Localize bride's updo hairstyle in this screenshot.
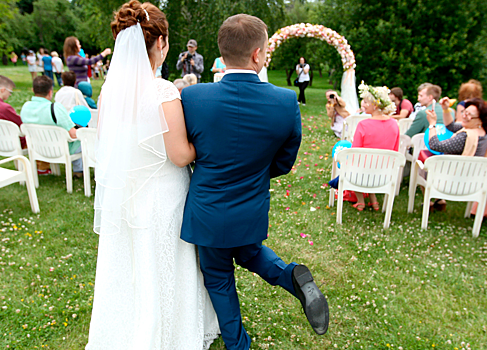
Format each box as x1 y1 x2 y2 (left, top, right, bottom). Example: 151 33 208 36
111 0 168 68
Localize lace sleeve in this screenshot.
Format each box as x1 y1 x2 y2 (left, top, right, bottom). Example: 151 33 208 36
154 78 181 105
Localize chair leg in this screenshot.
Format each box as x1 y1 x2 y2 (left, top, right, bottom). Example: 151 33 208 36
20 157 40 213
31 157 39 188
421 188 431 230
472 197 487 238
83 160 91 197
382 194 387 213
383 190 395 229
408 163 418 213
395 167 403 196
336 184 344 225
51 163 61 176
329 188 335 207
465 202 473 218
65 159 73 194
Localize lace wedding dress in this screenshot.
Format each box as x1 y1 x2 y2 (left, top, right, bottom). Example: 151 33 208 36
86 79 219 350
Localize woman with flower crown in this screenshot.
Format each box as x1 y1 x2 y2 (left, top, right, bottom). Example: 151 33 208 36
85 1 219 349
350 82 400 211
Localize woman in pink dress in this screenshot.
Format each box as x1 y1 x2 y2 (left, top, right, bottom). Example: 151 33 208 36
351 83 400 211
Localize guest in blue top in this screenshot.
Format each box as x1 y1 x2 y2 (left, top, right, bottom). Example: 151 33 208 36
210 56 226 73
41 53 53 84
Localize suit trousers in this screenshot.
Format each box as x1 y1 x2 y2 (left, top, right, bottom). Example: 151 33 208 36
198 243 297 350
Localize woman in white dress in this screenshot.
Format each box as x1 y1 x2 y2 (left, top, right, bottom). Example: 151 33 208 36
86 1 219 349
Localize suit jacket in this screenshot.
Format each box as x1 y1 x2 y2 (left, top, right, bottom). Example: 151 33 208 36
180 72 301 248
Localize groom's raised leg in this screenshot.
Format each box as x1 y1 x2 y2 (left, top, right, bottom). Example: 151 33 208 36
234 243 297 295
198 246 251 350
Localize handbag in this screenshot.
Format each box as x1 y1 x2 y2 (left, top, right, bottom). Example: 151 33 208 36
294 66 303 86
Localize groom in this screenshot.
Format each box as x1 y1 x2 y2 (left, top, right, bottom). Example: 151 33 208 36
181 14 328 350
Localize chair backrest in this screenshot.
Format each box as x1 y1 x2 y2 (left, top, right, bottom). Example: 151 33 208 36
76 128 96 167
399 134 412 156
336 148 406 189
20 124 71 161
398 118 413 134
0 120 23 157
410 133 426 161
341 114 371 142
424 155 487 196
88 109 98 129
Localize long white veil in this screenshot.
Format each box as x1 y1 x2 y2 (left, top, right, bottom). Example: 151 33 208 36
94 23 168 235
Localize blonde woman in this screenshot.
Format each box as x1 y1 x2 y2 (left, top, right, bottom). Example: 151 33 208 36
183 72 197 85
351 82 399 211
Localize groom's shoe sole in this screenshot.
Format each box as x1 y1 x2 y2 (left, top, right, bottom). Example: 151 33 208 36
292 264 329 335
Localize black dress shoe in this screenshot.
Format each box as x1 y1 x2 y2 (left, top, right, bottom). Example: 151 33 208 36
292 264 329 335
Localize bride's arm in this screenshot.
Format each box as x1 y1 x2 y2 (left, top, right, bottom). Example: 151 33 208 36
161 99 196 167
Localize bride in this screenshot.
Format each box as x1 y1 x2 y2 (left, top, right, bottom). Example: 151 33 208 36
85 1 219 349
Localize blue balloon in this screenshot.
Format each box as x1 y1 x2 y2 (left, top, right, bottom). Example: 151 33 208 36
69 105 91 127
424 124 454 155
332 140 352 168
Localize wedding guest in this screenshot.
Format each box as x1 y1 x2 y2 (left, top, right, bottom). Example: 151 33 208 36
41 51 54 84
26 50 37 81
389 87 414 119
183 73 197 86
21 76 83 176
54 72 89 112
326 90 350 137
295 57 310 106
64 36 111 86
211 56 226 73
351 83 399 211
51 51 64 87
425 97 487 212
173 78 189 93
0 75 26 148
405 83 443 137
456 79 483 121
36 49 45 75
10 52 18 66
21 52 26 65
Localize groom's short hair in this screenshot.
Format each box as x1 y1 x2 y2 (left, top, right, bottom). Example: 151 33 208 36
218 14 267 67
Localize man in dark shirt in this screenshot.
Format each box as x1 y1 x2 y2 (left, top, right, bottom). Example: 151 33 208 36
0 75 26 148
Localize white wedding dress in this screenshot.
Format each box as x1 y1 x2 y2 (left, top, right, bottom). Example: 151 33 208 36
86 78 220 350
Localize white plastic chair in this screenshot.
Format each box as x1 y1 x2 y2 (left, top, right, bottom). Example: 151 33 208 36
213 73 224 82
0 155 39 213
409 155 487 238
395 135 412 196
341 114 371 142
20 124 82 194
335 148 406 229
0 120 29 171
76 128 96 196
398 118 413 135
88 109 98 129
406 133 426 164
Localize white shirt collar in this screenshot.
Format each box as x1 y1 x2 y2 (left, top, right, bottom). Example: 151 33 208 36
225 69 257 75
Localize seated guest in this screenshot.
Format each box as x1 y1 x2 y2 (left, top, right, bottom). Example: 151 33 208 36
210 56 226 74
54 71 89 112
21 76 83 177
78 82 97 109
326 90 350 138
389 87 414 119
183 73 197 86
0 75 26 149
351 83 400 211
425 97 487 213
405 83 444 138
456 79 483 121
173 79 189 94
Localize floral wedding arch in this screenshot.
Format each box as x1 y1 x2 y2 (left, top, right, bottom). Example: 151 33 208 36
258 23 359 114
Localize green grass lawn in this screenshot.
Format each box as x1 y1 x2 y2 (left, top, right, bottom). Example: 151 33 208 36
1 65 486 349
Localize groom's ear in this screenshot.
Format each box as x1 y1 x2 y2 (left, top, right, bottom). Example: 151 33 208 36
251 47 261 64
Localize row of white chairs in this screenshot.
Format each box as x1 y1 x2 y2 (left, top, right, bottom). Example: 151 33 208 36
0 120 97 212
341 114 413 143
330 146 487 237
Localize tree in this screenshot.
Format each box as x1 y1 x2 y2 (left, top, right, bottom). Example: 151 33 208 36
315 0 487 98
0 0 18 56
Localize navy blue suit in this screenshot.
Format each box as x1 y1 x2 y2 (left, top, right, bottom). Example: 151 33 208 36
181 72 301 349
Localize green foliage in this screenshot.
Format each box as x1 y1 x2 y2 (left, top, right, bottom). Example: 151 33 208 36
316 0 487 99
0 0 18 56
163 0 286 82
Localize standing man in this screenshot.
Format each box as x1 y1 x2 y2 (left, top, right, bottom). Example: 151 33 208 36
181 14 329 350
176 39 204 83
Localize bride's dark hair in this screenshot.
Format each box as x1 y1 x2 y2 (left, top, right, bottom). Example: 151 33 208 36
111 0 168 68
